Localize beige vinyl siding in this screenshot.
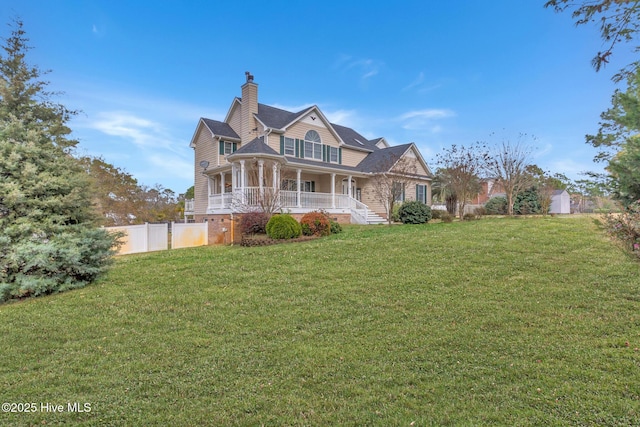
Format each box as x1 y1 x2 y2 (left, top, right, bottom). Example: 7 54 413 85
227 104 242 140
404 181 432 205
399 148 431 176
360 178 432 218
412 158 430 176
340 147 368 167
360 178 389 218
193 126 217 215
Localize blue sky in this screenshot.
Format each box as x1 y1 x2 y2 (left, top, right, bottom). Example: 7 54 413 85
2 1 636 194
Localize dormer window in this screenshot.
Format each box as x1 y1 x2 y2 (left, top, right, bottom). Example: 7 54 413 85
304 130 322 160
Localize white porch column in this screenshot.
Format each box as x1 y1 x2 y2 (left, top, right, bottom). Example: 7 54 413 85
231 162 237 190
331 173 336 208
258 160 264 193
207 176 212 210
239 160 246 190
296 168 302 208
272 164 278 190
220 172 226 208
239 160 246 204
347 175 353 199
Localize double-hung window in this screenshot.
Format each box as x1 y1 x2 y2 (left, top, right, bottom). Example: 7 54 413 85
393 181 405 203
224 141 234 155
284 137 295 156
329 146 338 163
416 184 427 204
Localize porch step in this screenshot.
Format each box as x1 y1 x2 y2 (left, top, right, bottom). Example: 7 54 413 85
366 212 387 225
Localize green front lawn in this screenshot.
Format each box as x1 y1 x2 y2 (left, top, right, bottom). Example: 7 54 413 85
0 217 638 425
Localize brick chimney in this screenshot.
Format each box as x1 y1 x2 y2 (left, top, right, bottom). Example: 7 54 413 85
241 72 258 143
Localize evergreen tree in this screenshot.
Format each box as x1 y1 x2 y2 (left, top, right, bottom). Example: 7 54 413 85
587 68 640 206
0 19 117 302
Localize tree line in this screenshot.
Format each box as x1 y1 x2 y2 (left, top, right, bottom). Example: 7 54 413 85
431 135 615 218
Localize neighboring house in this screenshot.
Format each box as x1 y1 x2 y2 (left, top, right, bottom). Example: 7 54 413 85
550 189 570 214
473 179 505 205
188 73 432 241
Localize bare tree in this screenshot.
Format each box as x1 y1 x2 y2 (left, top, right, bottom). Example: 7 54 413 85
370 155 418 225
234 159 292 216
435 143 489 219
486 136 535 216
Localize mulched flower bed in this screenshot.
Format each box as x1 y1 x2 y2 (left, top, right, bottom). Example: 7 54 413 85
240 234 319 247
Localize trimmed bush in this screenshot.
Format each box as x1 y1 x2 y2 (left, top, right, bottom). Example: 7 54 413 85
484 196 508 215
604 199 640 259
474 206 486 217
300 211 331 236
440 212 454 223
430 208 445 220
329 219 343 234
266 214 302 239
239 211 270 235
398 201 432 224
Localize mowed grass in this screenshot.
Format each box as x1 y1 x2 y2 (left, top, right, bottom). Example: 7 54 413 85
1 216 639 426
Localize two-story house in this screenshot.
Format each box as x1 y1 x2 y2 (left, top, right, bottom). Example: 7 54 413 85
189 73 433 242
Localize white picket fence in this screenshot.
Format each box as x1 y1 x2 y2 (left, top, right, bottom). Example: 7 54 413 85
106 222 208 255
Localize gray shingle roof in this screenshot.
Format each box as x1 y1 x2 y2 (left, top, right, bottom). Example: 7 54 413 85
330 123 377 151
284 156 363 173
355 144 412 173
255 104 306 129
202 118 240 140
232 137 279 156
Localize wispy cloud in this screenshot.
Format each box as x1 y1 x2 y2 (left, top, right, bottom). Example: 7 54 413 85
148 154 193 180
398 109 455 133
403 72 425 91
533 142 553 158
399 109 455 121
323 109 359 127
87 111 190 157
334 54 382 82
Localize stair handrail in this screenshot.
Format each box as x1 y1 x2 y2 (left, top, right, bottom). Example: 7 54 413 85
349 197 368 224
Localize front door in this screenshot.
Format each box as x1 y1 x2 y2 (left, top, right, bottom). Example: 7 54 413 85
342 179 356 198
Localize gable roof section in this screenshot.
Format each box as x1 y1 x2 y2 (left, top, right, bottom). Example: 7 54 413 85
202 118 240 140
356 143 432 178
371 137 390 149
255 103 306 129
223 97 242 124
356 144 412 173
189 117 240 148
256 104 346 144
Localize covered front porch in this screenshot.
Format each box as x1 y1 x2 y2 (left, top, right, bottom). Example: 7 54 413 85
203 159 381 224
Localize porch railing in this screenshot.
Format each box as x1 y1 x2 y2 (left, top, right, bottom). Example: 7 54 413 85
207 187 368 222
